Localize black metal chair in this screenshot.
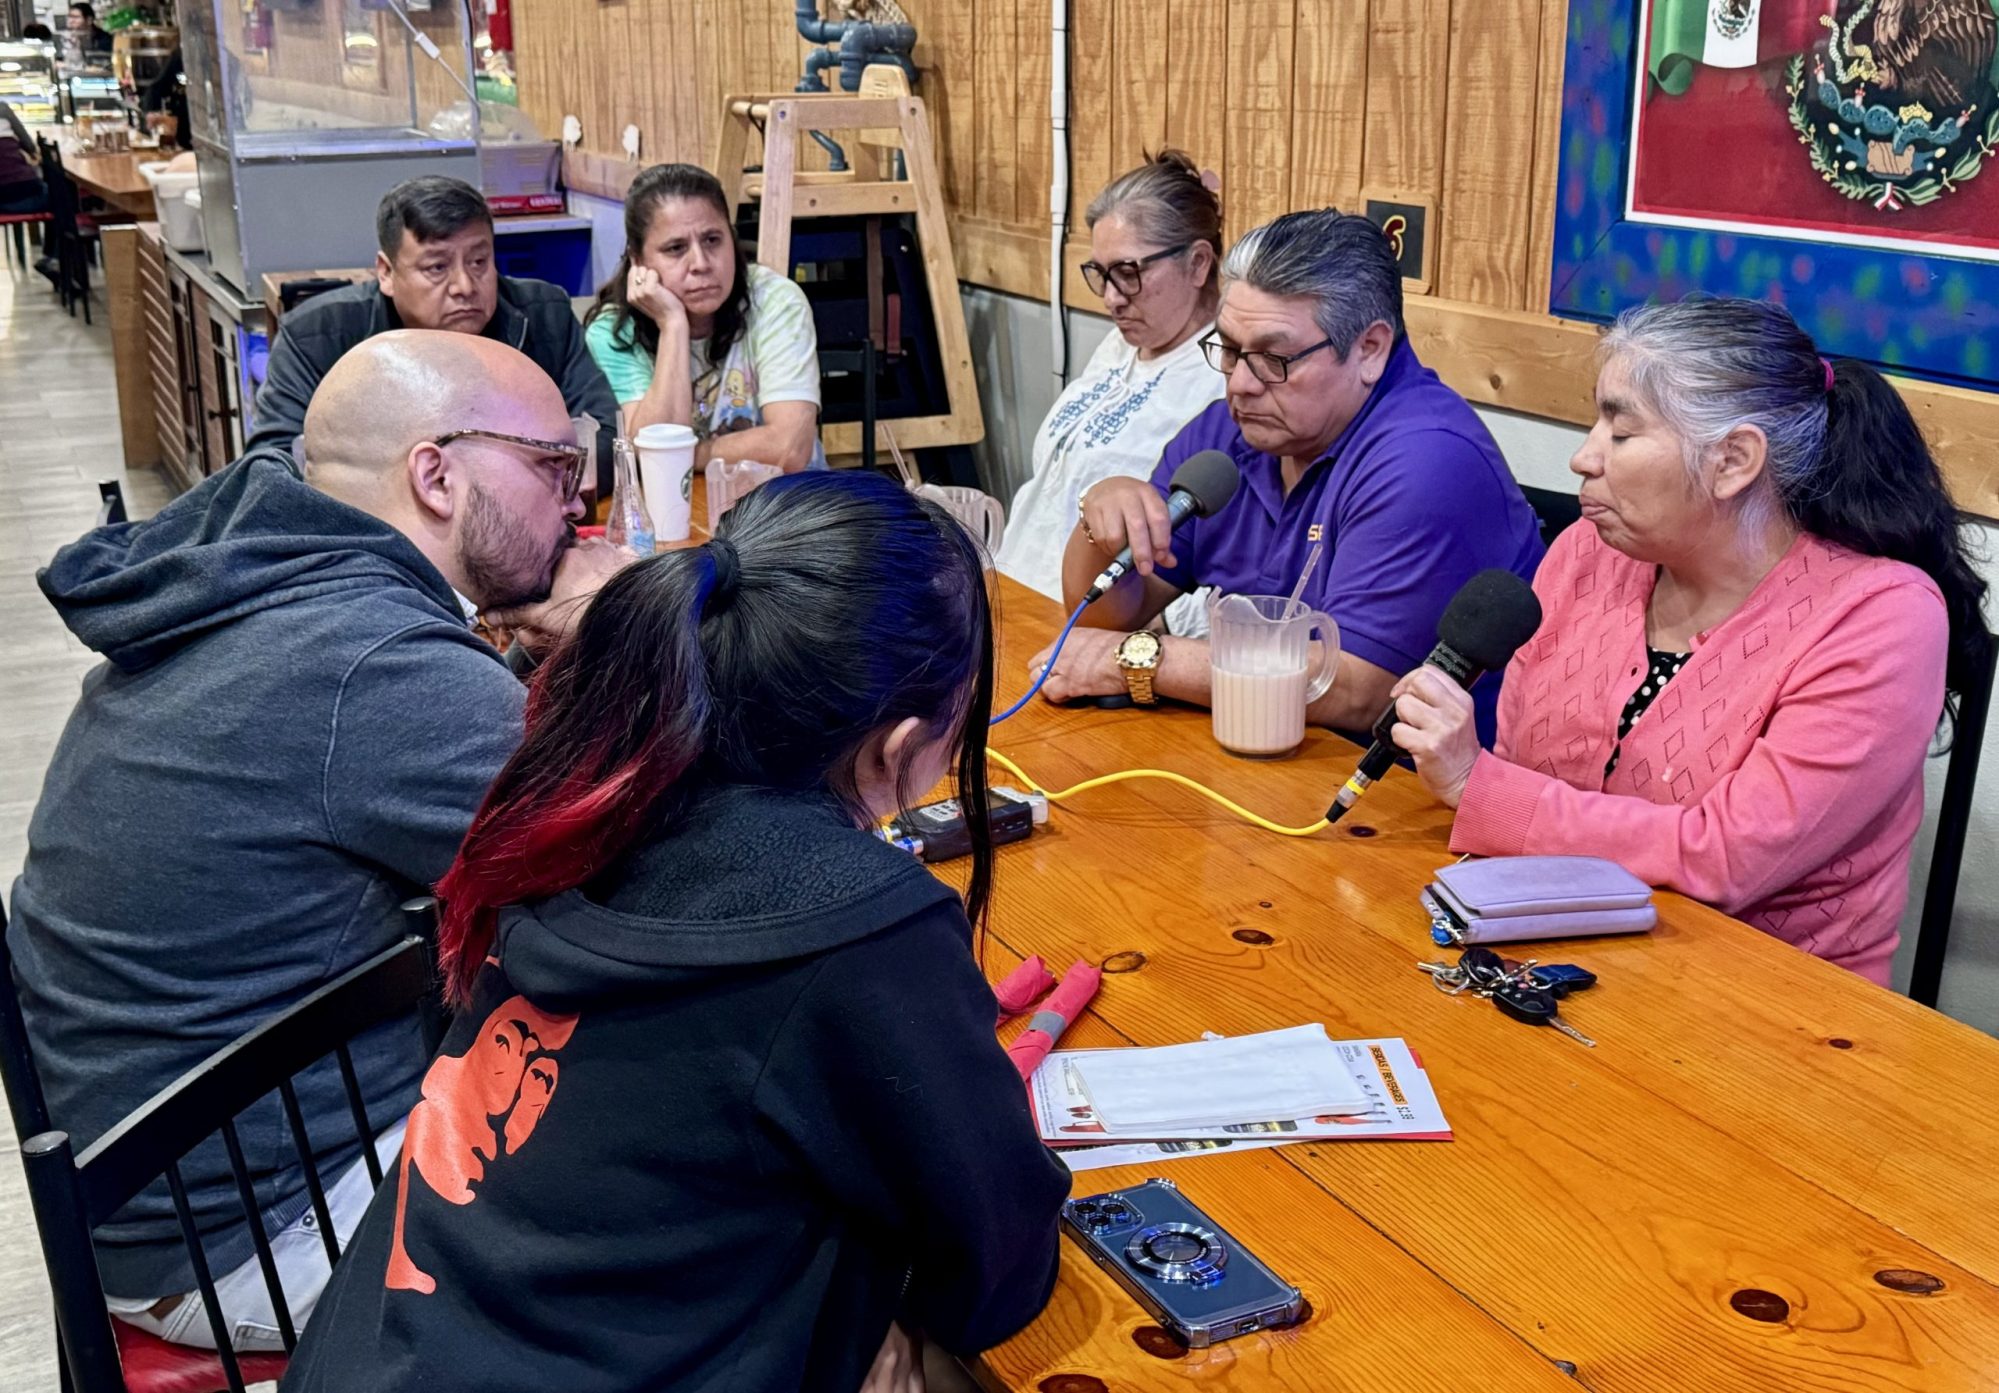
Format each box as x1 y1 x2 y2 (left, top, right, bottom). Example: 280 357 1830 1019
1519 484 1583 549
0 897 445 1393
35 135 96 324
1908 631 1998 1008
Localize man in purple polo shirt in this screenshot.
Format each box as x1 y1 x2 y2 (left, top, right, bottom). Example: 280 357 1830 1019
1033 209 1544 744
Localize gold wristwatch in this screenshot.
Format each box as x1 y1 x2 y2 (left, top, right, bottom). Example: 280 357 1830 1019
1116 630 1162 705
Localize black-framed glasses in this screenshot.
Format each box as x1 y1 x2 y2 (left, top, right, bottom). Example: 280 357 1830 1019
1079 242 1190 298
435 429 590 500
1198 332 1338 385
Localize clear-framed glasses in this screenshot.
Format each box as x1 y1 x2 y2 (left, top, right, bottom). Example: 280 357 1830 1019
1198 332 1338 386
1079 242 1191 298
435 429 590 501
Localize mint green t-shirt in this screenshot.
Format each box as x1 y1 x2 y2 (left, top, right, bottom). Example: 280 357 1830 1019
585 262 823 465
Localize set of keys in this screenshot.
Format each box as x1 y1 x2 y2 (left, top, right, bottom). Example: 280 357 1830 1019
1417 947 1598 1047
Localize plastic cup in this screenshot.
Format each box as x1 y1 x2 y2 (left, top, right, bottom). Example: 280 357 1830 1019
634 422 698 542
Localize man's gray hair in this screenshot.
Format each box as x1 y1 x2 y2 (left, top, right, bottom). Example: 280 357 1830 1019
1220 209 1404 355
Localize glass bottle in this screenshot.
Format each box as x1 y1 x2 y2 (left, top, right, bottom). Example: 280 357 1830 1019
605 437 654 554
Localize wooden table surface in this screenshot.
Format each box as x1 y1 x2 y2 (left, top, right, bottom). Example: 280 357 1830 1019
43 128 156 217
674 472 1999 1388
959 576 1999 1391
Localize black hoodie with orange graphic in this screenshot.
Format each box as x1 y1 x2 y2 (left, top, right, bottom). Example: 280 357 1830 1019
281 783 1069 1392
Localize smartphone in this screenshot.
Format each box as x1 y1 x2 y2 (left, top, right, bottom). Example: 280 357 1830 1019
1060 1178 1306 1348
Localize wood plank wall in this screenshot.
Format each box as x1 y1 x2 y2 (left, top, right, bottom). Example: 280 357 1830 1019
510 0 1566 314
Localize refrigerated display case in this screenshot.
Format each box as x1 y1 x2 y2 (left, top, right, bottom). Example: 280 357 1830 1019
0 37 59 125
180 0 480 296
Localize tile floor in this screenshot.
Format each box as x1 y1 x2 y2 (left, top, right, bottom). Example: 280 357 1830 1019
0 255 174 1388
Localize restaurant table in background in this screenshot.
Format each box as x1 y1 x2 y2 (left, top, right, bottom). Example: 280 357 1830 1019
46 129 155 218
958 578 1999 1390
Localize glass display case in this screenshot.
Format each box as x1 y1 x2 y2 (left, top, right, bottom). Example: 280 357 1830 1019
181 0 481 296
0 38 59 126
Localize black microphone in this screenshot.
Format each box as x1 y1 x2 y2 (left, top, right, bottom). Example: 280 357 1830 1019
1325 569 1543 824
1085 450 1241 603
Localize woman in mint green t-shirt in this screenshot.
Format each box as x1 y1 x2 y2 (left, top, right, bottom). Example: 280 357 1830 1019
584 164 826 472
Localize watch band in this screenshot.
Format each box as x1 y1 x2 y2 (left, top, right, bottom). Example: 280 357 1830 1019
1118 632 1161 705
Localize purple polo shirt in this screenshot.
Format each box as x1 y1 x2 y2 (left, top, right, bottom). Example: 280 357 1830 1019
1149 337 1544 744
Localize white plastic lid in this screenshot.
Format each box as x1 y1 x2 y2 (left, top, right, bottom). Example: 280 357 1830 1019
633 423 698 450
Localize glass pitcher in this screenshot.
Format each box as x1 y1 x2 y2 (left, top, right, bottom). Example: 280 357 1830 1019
1206 593 1341 758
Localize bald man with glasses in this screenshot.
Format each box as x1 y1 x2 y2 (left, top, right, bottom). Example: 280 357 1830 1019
8 331 629 1352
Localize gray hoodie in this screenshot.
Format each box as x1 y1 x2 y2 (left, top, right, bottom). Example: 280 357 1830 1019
7 452 525 1297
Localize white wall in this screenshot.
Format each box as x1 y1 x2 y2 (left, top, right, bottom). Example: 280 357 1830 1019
961 287 1999 1035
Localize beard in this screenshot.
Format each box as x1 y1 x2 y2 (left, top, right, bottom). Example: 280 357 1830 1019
458 481 566 611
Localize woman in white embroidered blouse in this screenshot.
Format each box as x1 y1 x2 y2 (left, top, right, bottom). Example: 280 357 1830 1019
997 151 1224 634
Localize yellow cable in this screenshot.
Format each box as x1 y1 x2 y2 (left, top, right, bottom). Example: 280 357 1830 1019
988 749 1331 838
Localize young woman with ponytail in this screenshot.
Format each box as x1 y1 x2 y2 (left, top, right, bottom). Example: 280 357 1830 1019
281 473 1067 1393
1387 297 1989 985
584 162 826 470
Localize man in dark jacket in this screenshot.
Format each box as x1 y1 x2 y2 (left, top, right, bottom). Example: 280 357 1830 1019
248 176 619 489
7 330 624 1350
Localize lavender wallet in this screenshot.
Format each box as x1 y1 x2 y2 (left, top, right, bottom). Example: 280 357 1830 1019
1423 856 1657 945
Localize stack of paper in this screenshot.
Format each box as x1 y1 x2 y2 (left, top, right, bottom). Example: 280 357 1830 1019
1026 1025 1452 1173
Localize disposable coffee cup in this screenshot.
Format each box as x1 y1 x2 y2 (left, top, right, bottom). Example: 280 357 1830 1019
634 422 698 542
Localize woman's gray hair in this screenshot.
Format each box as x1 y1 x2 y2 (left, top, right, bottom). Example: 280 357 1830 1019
1220 209 1403 355
1600 299 1831 531
1085 150 1223 287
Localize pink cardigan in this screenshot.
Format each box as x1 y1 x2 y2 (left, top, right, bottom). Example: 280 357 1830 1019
1452 523 1948 984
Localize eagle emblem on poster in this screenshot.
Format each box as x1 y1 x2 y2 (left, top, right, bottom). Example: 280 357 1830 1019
1788 0 1999 210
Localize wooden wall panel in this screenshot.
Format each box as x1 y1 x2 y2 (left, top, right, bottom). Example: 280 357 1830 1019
973 0 1020 224
1362 0 1451 208
1161 0 1219 174
1015 0 1053 226
918 2 977 212
1111 0 1168 177
1067 0 1117 224
1289 0 1370 213
1223 0 1296 237
1436 0 1545 307
508 0 1576 318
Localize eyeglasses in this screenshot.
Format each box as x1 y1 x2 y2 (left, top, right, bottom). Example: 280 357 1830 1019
435 429 590 500
1198 332 1338 386
1079 242 1190 298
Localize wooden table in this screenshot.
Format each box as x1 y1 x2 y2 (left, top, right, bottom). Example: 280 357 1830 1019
45 128 156 218
949 577 1999 1391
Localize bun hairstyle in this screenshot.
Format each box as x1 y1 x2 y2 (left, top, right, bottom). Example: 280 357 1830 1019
1085 149 1224 289
434 472 997 1004
1603 297 1990 736
585 163 752 369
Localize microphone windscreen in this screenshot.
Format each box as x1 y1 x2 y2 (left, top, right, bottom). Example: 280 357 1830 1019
1436 569 1544 673
1167 450 1241 518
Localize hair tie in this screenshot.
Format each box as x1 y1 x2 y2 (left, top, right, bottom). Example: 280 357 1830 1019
1821 356 1836 394
703 537 740 617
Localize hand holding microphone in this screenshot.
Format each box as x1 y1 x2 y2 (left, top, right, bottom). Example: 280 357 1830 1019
1081 450 1241 602
1326 570 1543 824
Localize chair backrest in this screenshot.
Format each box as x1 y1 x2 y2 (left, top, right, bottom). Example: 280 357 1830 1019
1 896 442 1393
1519 485 1582 549
1908 630 1998 1007
35 136 80 233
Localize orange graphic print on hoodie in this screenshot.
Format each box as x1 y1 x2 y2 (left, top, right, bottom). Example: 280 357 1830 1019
386 993 579 1294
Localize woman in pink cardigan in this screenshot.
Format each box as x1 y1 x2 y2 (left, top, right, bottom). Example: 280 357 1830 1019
1390 299 1988 984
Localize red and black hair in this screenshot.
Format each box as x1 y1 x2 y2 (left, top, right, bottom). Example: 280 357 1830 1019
434 471 995 1003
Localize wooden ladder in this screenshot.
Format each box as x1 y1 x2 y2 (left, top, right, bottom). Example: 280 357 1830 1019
714 92 984 459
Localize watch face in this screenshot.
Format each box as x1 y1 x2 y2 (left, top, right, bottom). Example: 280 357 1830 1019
1120 631 1162 666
